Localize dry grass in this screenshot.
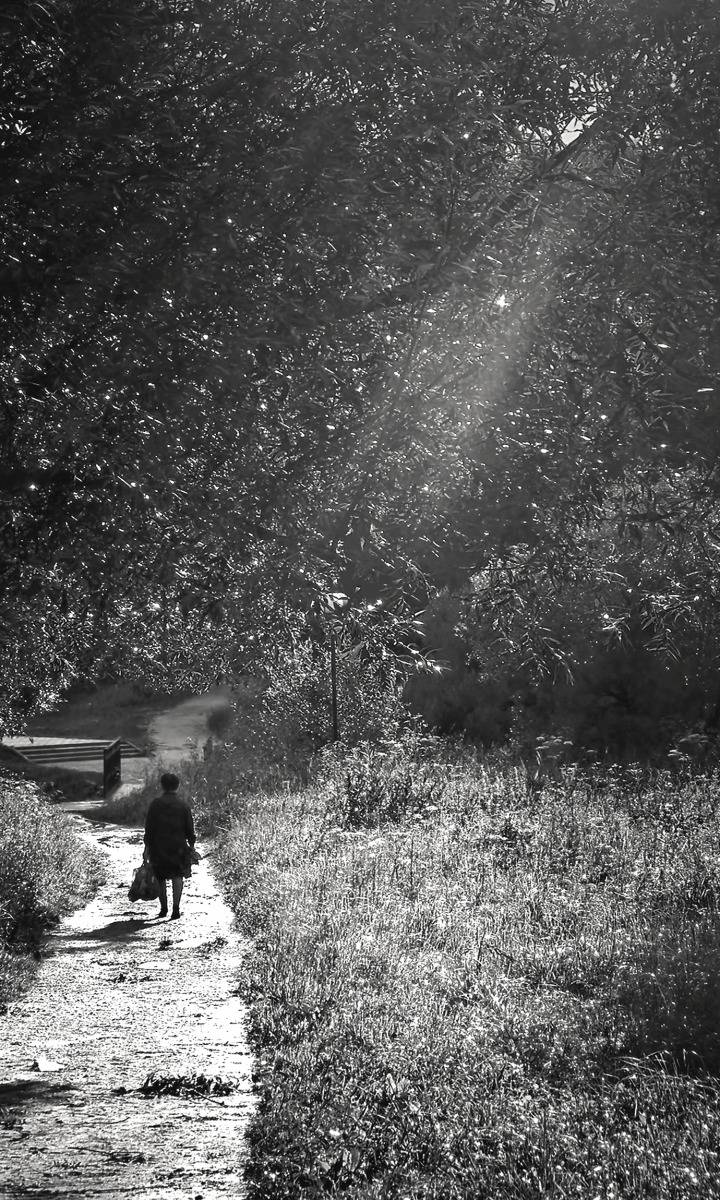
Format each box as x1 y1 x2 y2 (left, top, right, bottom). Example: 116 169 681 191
213 744 720 1198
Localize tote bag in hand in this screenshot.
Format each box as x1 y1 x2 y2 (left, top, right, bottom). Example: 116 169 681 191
128 862 161 902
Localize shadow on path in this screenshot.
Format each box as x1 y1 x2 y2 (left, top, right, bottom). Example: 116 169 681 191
0 1078 77 1104
73 917 161 941
46 916 164 956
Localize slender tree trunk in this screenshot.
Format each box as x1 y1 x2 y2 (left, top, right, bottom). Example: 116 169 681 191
330 630 339 742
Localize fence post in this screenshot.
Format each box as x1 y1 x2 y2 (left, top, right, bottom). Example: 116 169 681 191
103 738 122 796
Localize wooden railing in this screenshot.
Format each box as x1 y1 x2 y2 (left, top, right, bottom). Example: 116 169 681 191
0 739 147 796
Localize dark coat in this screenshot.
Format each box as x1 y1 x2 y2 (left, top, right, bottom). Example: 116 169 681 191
144 792 196 881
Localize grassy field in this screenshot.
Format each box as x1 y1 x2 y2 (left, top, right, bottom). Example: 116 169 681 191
203 739 720 1198
0 771 106 1010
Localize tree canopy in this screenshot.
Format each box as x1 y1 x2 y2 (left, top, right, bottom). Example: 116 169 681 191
2 0 720 737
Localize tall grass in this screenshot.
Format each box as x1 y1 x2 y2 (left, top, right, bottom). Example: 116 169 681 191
213 742 720 1198
0 772 105 1009
94 743 284 834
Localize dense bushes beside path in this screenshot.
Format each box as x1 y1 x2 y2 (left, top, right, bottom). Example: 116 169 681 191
0 773 105 1009
215 741 720 1199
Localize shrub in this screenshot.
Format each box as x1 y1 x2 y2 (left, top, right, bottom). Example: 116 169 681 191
95 740 276 837
620 915 720 1074
0 773 105 1007
322 735 448 829
205 697 235 739
405 668 515 746
227 647 408 776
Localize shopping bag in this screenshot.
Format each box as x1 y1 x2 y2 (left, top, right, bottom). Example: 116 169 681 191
128 861 161 902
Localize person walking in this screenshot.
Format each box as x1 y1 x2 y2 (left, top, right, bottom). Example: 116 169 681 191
144 772 198 920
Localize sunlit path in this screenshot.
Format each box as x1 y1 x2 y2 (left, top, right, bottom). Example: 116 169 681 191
0 817 254 1199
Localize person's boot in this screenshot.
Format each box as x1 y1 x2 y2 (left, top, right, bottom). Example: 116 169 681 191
158 904 168 918
170 908 181 920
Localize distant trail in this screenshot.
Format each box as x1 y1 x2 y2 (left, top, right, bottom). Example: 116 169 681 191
149 689 231 767
0 817 255 1199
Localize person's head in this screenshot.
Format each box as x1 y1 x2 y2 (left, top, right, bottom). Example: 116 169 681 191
160 772 180 793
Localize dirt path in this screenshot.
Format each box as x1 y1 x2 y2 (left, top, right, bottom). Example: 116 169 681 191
0 695 256 1199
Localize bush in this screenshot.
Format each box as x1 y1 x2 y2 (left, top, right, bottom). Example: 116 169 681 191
620 914 720 1074
95 740 276 837
0 773 105 1007
405 668 515 745
402 591 517 747
228 647 408 776
321 734 449 828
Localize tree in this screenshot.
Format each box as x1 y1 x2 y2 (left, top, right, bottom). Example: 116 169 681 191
3 0 720 741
